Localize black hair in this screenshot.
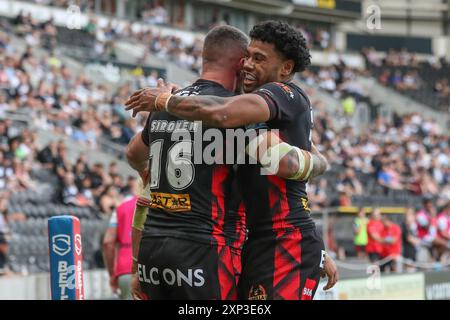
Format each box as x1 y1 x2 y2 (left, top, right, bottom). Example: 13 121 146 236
249 20 311 73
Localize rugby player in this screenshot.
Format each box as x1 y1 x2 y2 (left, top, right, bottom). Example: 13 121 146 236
126 24 330 300
125 25 249 300
125 20 338 300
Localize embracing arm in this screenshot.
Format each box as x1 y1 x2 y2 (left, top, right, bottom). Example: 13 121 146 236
310 144 329 178
251 131 328 181
278 147 328 181
165 94 271 128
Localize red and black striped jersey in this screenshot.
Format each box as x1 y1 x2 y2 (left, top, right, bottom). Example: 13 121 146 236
140 79 246 248
238 81 316 237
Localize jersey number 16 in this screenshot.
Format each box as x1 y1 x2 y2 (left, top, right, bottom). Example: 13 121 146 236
149 139 195 191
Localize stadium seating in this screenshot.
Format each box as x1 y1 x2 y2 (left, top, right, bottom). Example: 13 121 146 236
369 63 450 111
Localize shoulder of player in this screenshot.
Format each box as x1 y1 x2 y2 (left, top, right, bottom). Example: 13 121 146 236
257 81 308 102
174 80 234 97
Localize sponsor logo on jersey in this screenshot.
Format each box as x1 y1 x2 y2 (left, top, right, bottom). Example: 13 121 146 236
301 278 317 300
148 192 192 212
248 285 268 300
274 82 295 99
137 265 205 287
301 197 311 212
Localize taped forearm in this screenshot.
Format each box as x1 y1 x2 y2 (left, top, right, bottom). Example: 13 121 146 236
132 206 147 231
246 135 315 181
132 178 151 231
310 152 328 178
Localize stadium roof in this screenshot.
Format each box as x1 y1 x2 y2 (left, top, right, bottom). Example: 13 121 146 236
193 0 362 22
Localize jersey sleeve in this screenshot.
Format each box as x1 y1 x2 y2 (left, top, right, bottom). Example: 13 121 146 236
253 82 309 122
141 116 150 147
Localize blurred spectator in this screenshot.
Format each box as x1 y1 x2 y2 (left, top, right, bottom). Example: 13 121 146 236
341 94 356 118
0 198 10 275
339 168 363 195
36 140 58 168
77 176 95 207
435 201 450 263
61 171 80 205
99 184 122 215
307 178 328 210
409 167 439 196
12 159 36 190
0 151 14 190
380 214 402 272
401 207 420 272
102 179 138 299
377 160 403 192
326 215 346 261
366 208 385 264
121 176 138 198
353 208 368 259
90 163 106 189
416 197 448 262
416 197 436 245
331 188 352 207
142 1 168 25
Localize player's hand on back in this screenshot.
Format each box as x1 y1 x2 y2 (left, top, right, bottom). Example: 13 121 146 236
157 78 179 92
321 253 339 290
125 79 179 117
125 87 161 117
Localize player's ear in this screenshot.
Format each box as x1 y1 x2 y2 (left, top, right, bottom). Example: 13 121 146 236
281 59 294 77
238 57 245 70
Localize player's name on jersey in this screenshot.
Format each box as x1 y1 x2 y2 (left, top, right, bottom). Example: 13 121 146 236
151 120 200 133
148 120 284 174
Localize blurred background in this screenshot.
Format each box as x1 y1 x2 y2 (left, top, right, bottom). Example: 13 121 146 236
0 0 449 299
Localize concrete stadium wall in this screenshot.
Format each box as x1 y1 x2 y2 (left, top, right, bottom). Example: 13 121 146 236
317 270 450 300
0 269 114 300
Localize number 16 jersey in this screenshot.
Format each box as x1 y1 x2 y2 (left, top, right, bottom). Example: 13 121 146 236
140 79 246 249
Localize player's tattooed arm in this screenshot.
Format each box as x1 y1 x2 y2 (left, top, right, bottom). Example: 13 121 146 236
310 144 329 179
278 147 328 181
125 86 270 127
165 94 271 128
252 132 328 181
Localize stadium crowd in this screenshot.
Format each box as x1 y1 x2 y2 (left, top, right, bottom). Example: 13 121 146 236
0 17 150 150
0 5 449 276
362 47 450 111
306 105 450 269
28 0 333 50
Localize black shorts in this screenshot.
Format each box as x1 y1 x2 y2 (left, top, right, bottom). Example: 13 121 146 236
238 228 325 300
138 237 239 300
